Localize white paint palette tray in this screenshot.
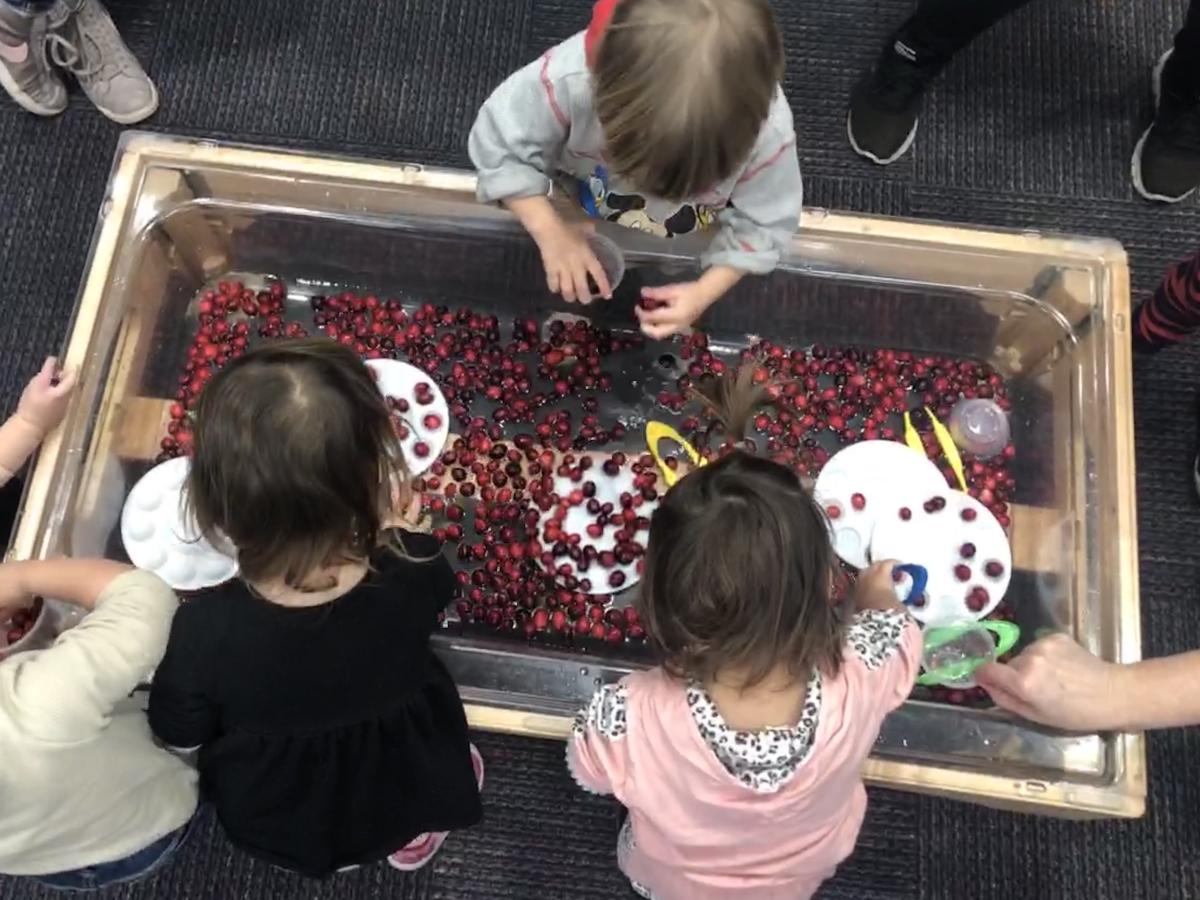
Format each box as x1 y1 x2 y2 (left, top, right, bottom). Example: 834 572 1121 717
813 440 948 569
871 491 1012 625
121 457 238 591
536 465 657 597
366 358 449 476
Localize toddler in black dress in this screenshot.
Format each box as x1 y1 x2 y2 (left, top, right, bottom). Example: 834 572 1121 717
147 338 482 877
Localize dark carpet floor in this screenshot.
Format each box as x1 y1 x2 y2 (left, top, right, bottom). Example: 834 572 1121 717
1 0 1199 897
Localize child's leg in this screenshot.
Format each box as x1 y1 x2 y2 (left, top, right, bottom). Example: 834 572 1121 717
1133 249 1200 351
32 819 193 891
0 0 66 116
387 744 485 872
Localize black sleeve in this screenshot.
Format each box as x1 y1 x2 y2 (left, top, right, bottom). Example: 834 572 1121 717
147 601 221 750
396 530 457 624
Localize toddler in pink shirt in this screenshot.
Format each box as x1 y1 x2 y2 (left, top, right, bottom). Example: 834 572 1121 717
567 373 922 900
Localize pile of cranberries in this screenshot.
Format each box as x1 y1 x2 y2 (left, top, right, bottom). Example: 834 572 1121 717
158 279 1019 704
3 597 43 649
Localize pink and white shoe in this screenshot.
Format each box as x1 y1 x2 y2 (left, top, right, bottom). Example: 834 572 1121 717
387 745 484 872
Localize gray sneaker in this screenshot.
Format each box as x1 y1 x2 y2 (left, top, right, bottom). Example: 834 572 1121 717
0 2 67 116
47 0 157 124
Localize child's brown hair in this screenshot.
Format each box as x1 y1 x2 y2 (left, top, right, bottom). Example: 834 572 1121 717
593 0 784 202
637 367 842 688
186 338 408 589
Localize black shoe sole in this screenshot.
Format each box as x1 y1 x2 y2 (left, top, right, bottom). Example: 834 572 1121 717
1132 49 1198 204
846 110 919 166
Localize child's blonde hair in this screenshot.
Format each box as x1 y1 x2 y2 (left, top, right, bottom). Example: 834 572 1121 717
593 0 784 202
187 338 409 589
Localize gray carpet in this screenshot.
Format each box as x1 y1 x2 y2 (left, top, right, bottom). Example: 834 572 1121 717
2 0 1200 897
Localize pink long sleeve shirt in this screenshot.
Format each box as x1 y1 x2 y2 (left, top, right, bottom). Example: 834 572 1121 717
567 608 922 900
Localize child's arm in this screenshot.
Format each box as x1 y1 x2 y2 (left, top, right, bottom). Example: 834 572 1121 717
468 54 610 303
147 602 219 751
0 358 77 486
565 681 632 798
846 561 922 713
0 561 178 743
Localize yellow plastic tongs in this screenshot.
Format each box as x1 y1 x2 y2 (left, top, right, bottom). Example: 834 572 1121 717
645 421 706 488
903 406 967 492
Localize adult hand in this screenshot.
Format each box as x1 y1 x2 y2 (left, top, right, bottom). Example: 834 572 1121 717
17 357 77 434
975 633 1128 731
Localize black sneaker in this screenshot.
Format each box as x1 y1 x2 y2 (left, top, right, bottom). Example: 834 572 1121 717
847 38 940 165
1132 49 1200 203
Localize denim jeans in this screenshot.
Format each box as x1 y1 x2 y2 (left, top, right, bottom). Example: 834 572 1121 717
3 0 55 12
32 820 192 892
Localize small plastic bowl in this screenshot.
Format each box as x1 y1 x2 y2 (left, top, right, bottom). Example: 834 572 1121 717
1 597 53 658
947 399 1010 458
586 232 626 297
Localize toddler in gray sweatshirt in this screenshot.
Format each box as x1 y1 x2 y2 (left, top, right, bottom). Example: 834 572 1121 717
468 0 802 338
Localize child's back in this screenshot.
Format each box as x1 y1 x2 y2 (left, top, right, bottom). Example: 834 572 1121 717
150 533 477 875
147 339 481 876
570 608 918 899
566 373 921 899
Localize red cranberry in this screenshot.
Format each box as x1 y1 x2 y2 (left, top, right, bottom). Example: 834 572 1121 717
953 564 971 582
413 441 430 458
825 504 842 520
960 507 977 522
423 413 442 430
608 571 626 589
960 542 976 559
984 560 1005 578
898 507 912 521
850 493 866 511
965 587 990 612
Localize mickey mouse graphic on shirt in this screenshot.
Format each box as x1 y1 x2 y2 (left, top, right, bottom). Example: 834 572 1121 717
573 164 717 237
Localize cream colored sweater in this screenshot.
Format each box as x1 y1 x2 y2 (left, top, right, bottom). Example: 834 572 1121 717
0 570 198 875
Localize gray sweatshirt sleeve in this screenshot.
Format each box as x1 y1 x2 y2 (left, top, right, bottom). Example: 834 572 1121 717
702 137 803 275
468 53 571 204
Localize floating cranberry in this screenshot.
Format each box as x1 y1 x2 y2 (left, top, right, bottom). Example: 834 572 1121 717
609 571 626 589
965 586 990 612
850 493 866 511
413 441 430 458
953 564 971 582
898 507 912 521
984 560 1005 578
825 504 842 520
960 542 976 559
423 413 442 431
960 507 977 522
923 496 946 513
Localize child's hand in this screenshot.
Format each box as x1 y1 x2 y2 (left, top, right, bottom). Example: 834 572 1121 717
852 560 904 612
532 219 611 304
17 357 77 435
635 282 717 339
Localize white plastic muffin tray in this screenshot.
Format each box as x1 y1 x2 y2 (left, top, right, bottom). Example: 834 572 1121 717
366 358 449 476
121 457 238 591
871 491 1012 625
536 465 657 596
813 440 949 569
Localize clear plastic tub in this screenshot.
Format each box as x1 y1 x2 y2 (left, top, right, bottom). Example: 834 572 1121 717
11 133 1142 818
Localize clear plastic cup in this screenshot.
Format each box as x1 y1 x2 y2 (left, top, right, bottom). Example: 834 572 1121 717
947 398 1010 458
917 620 1020 688
587 232 625 296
